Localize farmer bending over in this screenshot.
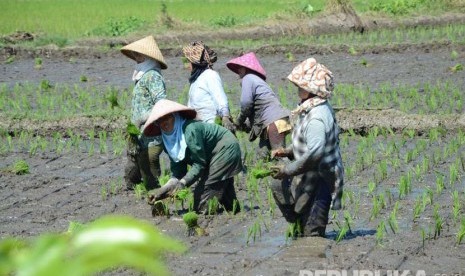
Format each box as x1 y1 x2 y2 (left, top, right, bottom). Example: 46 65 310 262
226 52 292 160
144 99 242 213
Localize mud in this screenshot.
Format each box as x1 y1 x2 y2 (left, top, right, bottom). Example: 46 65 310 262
1 16 465 276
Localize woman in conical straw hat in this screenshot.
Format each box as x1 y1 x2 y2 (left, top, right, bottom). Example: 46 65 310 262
226 52 291 160
143 99 242 214
120 35 168 191
270 57 344 238
181 41 236 134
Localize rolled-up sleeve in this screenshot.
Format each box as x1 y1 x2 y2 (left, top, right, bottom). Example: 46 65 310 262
284 119 326 176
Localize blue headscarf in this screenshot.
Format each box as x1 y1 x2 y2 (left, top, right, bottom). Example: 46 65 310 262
161 113 187 162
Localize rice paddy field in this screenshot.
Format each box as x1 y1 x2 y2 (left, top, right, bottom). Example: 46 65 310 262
1 1 465 275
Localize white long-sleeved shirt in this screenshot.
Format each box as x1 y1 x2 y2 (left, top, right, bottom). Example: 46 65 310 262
187 69 230 123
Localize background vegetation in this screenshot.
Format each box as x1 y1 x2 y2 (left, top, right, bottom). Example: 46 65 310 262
1 0 464 44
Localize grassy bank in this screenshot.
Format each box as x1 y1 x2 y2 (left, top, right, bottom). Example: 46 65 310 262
1 0 464 43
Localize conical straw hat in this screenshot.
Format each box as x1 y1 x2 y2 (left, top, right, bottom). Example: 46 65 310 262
226 52 267 80
143 99 197 136
121 35 167 69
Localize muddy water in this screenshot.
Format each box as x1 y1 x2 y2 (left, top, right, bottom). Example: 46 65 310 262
1 47 465 276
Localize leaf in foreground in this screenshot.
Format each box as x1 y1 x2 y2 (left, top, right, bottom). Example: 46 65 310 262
0 215 186 276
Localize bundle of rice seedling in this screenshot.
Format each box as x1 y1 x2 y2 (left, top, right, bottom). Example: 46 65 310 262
251 168 273 179
182 212 198 228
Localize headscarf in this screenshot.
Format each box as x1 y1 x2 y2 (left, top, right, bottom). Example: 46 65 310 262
287 57 334 99
288 58 335 115
183 41 218 83
161 113 187 162
132 58 161 82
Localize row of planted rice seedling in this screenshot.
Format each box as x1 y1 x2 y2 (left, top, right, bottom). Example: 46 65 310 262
0 83 131 120
333 81 465 115
220 23 465 51
334 127 465 246
1 79 465 123
0 129 127 156
2 79 465 244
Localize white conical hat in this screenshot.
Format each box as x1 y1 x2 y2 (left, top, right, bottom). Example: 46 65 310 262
121 35 167 69
143 99 197 136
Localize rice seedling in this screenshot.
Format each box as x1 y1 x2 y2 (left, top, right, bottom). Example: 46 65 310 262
266 186 276 216
377 160 388 180
9 159 30 175
134 183 147 200
40 79 52 90
5 55 15 64
285 220 301 241
232 199 240 216
390 157 401 170
151 200 170 217
449 63 463 73
34 57 43 69
376 220 387 246
106 88 120 109
285 52 295 62
182 211 203 236
413 195 424 221
207 196 219 216
433 204 443 239
370 195 381 220
368 181 376 195
435 173 445 195
251 167 273 179
349 46 358 56
98 131 108 154
425 187 434 205
457 219 465 244
449 163 459 187
450 50 459 60
174 188 191 210
420 227 427 250
398 173 412 199
388 202 399 234
359 58 368 67
80 75 88 82
101 185 108 201
422 157 430 173
247 219 262 244
109 178 122 195
452 190 461 224
335 223 349 243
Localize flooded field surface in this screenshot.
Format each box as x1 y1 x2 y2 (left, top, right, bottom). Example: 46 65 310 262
1 43 465 275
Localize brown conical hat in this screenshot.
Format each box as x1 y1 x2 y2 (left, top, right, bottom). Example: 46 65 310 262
121 35 167 69
143 99 197 136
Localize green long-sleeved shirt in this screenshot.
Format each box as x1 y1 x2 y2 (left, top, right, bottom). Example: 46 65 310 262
170 120 242 187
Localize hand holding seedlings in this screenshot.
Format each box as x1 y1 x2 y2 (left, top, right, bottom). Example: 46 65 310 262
270 165 286 179
148 178 184 203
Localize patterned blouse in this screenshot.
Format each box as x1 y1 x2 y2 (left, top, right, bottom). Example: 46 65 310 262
131 69 166 147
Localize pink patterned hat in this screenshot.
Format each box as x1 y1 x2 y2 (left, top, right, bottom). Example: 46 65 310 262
226 52 267 80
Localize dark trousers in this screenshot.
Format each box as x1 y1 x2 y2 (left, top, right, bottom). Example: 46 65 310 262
124 143 163 190
272 171 332 237
193 177 239 214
